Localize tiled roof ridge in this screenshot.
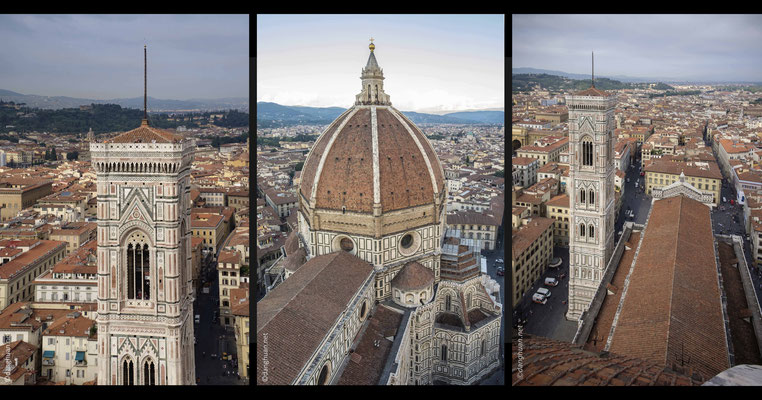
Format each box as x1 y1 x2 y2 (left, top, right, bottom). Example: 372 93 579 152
606 203 656 351
664 196 683 368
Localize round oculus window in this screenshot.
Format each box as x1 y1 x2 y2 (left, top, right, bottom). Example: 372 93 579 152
400 234 413 249
340 238 354 252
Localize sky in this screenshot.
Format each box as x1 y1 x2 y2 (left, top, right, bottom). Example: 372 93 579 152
257 14 505 113
513 14 762 82
0 14 249 100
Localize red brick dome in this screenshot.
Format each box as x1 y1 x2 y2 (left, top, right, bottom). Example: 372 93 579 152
300 105 445 214
391 261 434 291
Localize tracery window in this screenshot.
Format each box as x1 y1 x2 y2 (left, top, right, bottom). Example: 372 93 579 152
125 231 150 300
122 358 134 385
589 190 595 205
579 224 585 237
580 189 585 203
582 136 594 166
143 359 156 385
589 224 595 239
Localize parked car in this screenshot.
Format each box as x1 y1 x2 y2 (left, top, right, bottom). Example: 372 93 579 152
545 277 559 287
640 172 645 176
194 314 200 324
532 293 547 304
495 258 504 264
496 267 504 276
536 287 551 298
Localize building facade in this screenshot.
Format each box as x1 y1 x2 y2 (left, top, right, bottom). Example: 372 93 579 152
565 81 617 321
91 116 196 385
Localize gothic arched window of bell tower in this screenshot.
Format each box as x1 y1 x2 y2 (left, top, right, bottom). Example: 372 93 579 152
125 231 151 301
582 136 594 166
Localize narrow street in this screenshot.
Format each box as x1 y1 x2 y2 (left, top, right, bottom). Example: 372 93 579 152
194 252 244 385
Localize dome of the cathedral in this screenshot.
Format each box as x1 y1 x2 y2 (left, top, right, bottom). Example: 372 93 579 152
300 107 445 214
299 44 445 215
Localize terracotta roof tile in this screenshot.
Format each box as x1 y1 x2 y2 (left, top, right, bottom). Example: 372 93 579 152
609 196 729 380
513 334 702 386
391 261 434 291
105 120 183 144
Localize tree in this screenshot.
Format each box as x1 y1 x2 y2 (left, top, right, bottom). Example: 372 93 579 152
51 147 57 160
493 170 504 178
66 151 79 161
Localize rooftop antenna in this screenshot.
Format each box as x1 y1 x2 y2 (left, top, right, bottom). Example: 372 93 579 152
143 44 148 125
592 51 595 88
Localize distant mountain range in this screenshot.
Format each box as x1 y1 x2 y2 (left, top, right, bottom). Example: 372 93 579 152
256 102 504 127
513 67 762 85
512 67 661 83
0 89 248 112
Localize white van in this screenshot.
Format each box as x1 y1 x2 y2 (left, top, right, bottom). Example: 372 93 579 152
536 287 551 298
723 197 727 203
544 277 558 287
532 293 547 304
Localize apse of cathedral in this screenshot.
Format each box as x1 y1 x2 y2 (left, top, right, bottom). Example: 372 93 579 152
257 41 502 385
90 46 196 385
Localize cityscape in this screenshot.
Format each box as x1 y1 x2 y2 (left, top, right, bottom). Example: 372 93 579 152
256 14 506 385
513 14 762 387
0 14 249 386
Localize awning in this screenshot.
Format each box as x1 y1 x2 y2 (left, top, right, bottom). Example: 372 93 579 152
75 351 85 361
43 350 55 358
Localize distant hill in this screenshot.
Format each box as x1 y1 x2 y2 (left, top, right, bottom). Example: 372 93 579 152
257 102 503 127
513 67 664 83
443 111 504 124
0 101 248 134
0 89 248 112
512 73 674 93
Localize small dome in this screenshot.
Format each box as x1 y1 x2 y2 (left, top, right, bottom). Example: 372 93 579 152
392 261 434 291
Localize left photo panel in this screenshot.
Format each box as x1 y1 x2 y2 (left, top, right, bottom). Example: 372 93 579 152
0 14 250 386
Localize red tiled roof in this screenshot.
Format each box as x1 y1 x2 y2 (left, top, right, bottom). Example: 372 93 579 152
105 120 183 144
609 196 729 380
257 251 374 385
513 334 702 386
573 86 611 97
391 261 434 291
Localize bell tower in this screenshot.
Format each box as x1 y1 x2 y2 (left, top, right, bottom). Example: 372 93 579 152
92 46 196 385
565 52 617 321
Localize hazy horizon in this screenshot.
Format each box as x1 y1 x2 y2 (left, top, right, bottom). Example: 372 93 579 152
0 14 249 100
513 14 762 83
257 14 505 113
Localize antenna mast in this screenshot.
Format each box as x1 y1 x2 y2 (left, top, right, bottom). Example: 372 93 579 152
592 51 595 88
144 45 148 123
